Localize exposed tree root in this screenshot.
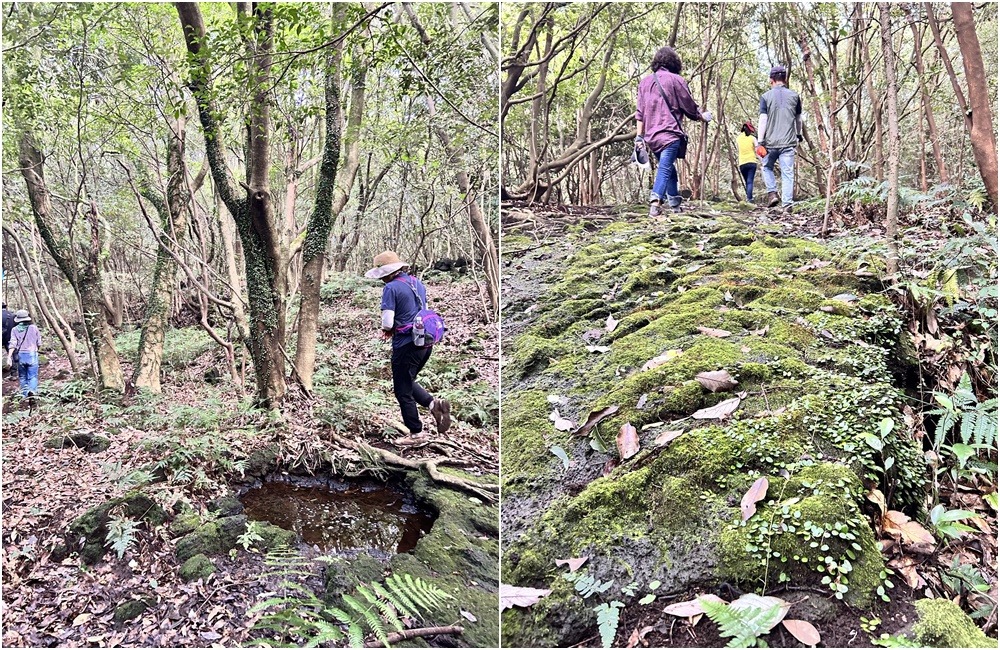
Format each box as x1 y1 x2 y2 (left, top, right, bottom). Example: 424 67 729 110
329 431 498 503
363 625 464 647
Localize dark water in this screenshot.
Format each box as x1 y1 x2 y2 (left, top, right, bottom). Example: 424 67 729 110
240 481 436 554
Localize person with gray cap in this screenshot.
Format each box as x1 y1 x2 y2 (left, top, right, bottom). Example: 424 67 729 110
6 309 41 398
365 251 451 439
756 65 803 212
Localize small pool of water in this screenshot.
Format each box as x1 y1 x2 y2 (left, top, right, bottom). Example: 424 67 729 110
240 479 435 555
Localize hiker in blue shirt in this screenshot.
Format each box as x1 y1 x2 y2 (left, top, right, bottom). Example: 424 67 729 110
365 251 451 438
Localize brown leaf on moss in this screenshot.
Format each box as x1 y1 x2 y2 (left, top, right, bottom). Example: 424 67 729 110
641 349 682 371
554 557 588 572
572 405 619 437
692 397 740 420
617 423 640 460
741 477 769 521
697 326 732 338
695 370 738 393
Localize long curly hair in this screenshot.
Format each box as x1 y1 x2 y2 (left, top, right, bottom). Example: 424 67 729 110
650 46 682 74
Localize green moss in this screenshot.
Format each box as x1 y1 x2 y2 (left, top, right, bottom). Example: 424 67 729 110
753 287 826 312
507 334 574 379
176 522 224 563
68 492 167 564
717 462 884 606
179 553 216 582
913 598 997 648
501 390 566 494
256 523 298 550
168 513 201 537
113 599 152 625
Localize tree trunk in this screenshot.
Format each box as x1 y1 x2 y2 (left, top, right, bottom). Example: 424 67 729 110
17 130 124 390
951 2 999 209
294 6 358 391
133 118 188 393
177 1 286 405
906 7 949 186
861 8 885 181
879 3 901 274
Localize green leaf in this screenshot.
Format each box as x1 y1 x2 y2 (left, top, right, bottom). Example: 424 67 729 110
638 593 656 605
550 445 570 469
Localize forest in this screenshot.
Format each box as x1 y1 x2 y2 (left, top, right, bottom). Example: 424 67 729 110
2 2 500 648
500 2 998 648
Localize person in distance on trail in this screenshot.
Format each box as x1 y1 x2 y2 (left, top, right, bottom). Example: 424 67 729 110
365 251 451 439
6 309 41 398
635 46 713 217
2 302 15 379
757 65 803 213
736 121 760 204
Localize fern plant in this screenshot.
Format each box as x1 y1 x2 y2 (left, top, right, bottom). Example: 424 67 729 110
699 597 784 648
248 547 452 647
593 601 624 648
928 372 997 452
105 515 141 559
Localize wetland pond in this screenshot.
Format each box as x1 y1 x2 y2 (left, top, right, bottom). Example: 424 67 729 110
240 477 436 555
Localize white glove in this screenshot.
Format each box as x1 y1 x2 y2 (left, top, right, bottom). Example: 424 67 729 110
701 111 713 122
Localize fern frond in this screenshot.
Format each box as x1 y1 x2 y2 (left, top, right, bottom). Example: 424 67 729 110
373 581 417 619
385 574 422 619
343 592 387 645
303 620 343 648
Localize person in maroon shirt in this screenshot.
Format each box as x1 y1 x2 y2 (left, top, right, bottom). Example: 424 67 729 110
635 47 712 216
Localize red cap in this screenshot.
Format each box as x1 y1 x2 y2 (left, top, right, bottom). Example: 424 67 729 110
743 121 756 134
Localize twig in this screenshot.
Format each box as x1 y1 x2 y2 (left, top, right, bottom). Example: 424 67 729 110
363 625 464 647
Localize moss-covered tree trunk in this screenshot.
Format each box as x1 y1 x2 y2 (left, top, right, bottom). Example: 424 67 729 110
17 130 124 391
133 119 188 393
879 2 901 274
294 13 368 390
177 1 286 405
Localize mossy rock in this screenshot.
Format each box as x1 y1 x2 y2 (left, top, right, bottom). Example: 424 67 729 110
501 215 930 647
175 522 225 563
44 432 111 453
913 598 997 648
179 553 216 583
216 514 248 549
113 598 153 626
168 513 201 537
244 446 279 478
67 492 167 564
256 522 297 550
207 496 244 517
322 553 385 601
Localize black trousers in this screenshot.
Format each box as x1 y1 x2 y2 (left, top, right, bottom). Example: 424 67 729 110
391 342 433 434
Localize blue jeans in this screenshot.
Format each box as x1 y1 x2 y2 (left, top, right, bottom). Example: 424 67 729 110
650 141 682 207
762 147 795 206
739 163 757 202
17 351 38 397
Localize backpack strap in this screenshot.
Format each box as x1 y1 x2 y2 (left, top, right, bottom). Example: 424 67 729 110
393 275 427 310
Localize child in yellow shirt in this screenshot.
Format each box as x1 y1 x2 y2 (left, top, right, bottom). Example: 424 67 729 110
736 121 759 203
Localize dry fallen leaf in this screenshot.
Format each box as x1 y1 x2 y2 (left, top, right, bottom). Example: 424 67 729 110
606 315 620 333
697 326 732 338
692 397 741 420
549 409 575 432
883 510 936 551
888 557 927 590
662 594 725 617
781 619 821 646
741 477 769 521
554 557 589 572
729 594 789 631
654 429 685 446
642 349 683 371
572 405 620 437
695 370 738 393
867 488 887 519
586 345 611 354
72 613 93 627
636 394 648 410
460 610 477 623
617 423 640 460
603 458 618 476
500 584 552 610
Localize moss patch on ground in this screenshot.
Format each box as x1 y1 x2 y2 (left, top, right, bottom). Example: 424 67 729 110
501 209 928 647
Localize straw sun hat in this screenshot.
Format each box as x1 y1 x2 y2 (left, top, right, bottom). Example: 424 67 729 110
364 251 409 279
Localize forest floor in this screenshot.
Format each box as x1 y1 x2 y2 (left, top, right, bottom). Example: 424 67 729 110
1 275 499 648
500 198 997 648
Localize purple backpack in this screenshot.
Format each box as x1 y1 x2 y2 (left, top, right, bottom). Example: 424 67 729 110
393 277 446 347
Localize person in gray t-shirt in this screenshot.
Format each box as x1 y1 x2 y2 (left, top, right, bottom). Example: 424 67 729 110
756 65 803 211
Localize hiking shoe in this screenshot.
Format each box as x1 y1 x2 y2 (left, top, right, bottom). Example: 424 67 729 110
648 201 661 217
430 398 452 434
766 192 779 208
